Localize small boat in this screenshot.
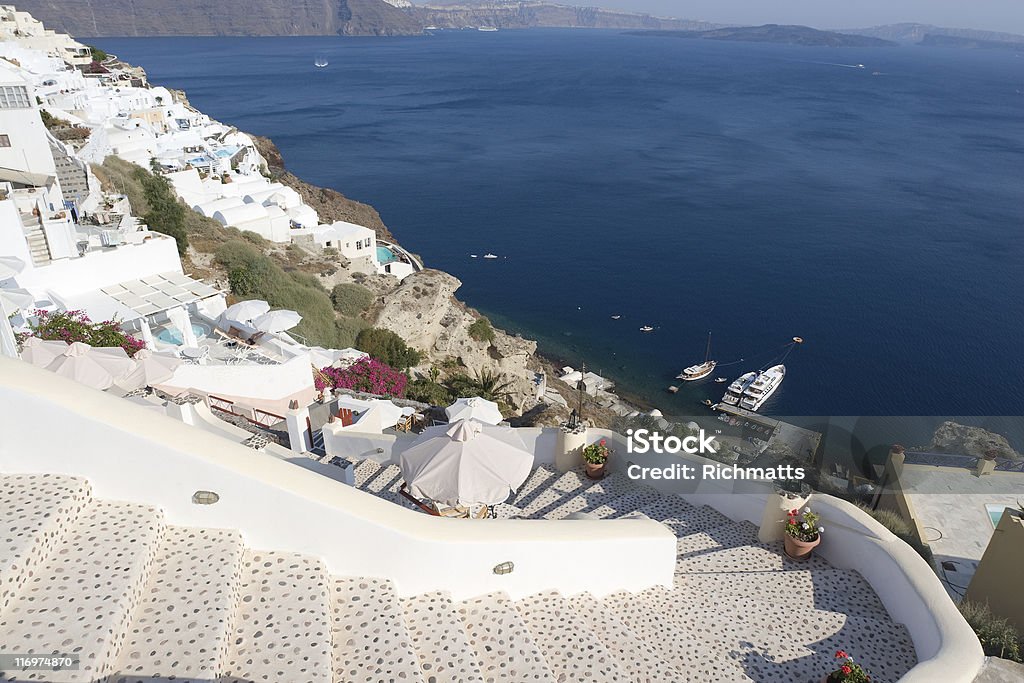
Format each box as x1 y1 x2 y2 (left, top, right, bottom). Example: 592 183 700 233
314 58 328 68
611 315 621 320
714 377 728 383
739 364 786 412
676 332 716 381
639 325 654 333
470 254 478 258
483 253 498 259
667 386 679 394
424 25 439 30
856 64 865 69
478 26 499 32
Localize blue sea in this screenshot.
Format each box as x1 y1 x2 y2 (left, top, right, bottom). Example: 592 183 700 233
97 30 1024 416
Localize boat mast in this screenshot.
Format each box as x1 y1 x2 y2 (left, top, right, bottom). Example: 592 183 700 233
704 331 712 363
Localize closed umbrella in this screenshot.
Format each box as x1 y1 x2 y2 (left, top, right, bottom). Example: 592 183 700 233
115 348 182 391
400 420 535 506
445 397 504 426
20 337 69 368
253 309 302 333
223 299 270 324
46 342 136 390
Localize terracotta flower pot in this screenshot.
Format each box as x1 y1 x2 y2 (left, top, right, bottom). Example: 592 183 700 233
585 461 607 479
783 532 821 561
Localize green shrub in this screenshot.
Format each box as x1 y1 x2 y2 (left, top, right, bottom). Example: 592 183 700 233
137 170 187 256
240 230 269 247
468 317 495 343
334 316 368 348
446 369 514 404
959 601 1023 662
355 327 421 369
857 505 933 564
405 378 453 407
89 45 107 62
331 283 375 317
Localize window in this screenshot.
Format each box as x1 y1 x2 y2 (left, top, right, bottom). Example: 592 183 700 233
356 239 363 249
0 135 9 148
0 86 30 109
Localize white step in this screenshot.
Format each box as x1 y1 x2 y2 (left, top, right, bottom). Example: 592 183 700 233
222 550 332 683
567 593 682 683
602 590 754 682
0 474 91 613
457 591 556 683
515 591 625 683
352 459 385 488
542 475 637 519
586 486 663 519
0 499 165 683
331 577 424 683
108 526 244 682
674 568 889 619
402 590 486 683
674 522 759 563
673 539 831 574
645 588 915 683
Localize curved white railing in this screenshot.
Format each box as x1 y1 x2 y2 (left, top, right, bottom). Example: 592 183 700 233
0 358 675 600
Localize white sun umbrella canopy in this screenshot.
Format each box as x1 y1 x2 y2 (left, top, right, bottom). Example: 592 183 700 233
45 342 136 391
0 255 26 280
0 287 33 312
445 396 504 426
222 299 270 325
20 337 69 368
115 348 182 391
253 309 302 333
400 420 535 507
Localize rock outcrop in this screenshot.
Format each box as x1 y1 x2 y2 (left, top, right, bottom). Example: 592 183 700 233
372 269 540 409
920 421 1022 460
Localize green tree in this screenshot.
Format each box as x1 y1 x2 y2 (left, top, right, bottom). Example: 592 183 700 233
405 378 453 407
89 45 107 62
355 327 421 369
135 168 187 256
447 369 515 404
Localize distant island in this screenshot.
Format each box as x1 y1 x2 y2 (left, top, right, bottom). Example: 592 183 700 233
627 24 897 48
919 34 1024 51
842 22 1024 46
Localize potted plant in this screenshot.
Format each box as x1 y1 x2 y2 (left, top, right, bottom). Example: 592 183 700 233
783 506 824 560
582 439 611 479
822 650 872 682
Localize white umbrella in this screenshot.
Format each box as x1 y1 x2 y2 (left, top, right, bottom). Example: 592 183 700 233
45 342 136 390
0 255 26 280
20 337 69 367
253 309 302 333
445 396 504 426
0 287 33 312
223 299 270 324
115 348 182 391
400 419 535 506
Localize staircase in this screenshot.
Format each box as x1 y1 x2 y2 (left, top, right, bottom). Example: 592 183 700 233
0 468 919 683
20 213 52 266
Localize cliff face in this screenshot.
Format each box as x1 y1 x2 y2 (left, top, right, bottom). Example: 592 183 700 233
413 5 715 31
12 0 423 37
373 269 540 410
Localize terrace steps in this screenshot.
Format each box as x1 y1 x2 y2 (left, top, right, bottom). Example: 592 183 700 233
0 469 918 683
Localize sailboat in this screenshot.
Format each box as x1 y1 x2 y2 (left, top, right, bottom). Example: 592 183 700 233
676 332 716 381
314 57 329 68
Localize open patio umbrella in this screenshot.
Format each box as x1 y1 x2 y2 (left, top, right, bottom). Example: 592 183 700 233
45 342 136 391
20 337 69 368
223 299 270 324
0 287 33 312
445 396 504 426
253 309 302 333
115 348 182 391
400 419 535 506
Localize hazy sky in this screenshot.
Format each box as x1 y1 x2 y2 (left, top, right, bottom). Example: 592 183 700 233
602 1 1024 34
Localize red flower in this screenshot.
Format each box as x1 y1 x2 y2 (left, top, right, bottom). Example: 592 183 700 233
600 439 607 446
835 650 848 659
841 665 852 675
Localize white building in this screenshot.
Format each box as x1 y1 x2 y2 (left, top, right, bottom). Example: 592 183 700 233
0 4 91 67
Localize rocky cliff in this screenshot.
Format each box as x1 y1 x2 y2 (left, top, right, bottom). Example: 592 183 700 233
12 0 423 37
412 4 716 31
918 421 1023 461
371 269 541 409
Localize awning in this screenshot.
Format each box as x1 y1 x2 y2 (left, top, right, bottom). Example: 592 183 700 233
98 272 220 318
0 166 55 187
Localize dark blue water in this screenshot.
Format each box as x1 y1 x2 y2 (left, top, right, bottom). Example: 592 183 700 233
96 31 1024 416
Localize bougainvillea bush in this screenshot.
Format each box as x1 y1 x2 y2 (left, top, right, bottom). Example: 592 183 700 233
26 309 146 357
315 358 407 398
